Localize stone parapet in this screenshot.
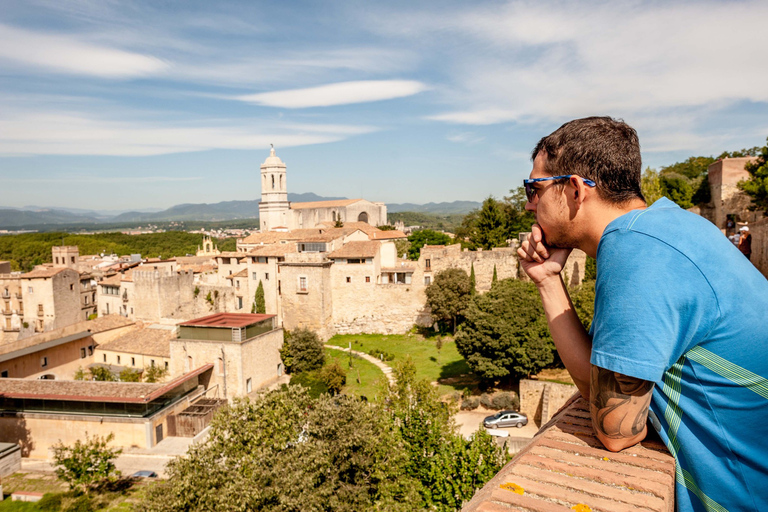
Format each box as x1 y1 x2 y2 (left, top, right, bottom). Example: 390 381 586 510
462 394 675 512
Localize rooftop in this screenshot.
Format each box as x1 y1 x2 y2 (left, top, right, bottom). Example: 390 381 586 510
328 240 381 259
20 267 74 279
178 312 275 329
462 394 675 512
290 199 362 209
98 327 172 358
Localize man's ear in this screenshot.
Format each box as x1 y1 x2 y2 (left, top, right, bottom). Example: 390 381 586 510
570 176 587 206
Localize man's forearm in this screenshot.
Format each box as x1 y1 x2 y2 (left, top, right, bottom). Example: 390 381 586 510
536 274 593 398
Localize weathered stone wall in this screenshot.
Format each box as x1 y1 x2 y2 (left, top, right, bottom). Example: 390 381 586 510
707 157 759 229
748 216 768 279
420 244 520 292
279 259 334 340
519 378 578 426
0 335 96 380
170 328 282 400
0 444 21 477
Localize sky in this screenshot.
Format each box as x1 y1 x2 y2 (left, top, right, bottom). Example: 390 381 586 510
1 0 767 212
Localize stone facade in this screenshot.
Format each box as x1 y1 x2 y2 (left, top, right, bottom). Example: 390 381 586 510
703 157 760 230
519 378 577 426
420 244 520 292
258 148 387 232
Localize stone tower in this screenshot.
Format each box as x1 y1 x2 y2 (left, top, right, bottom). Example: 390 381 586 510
52 246 79 269
258 146 290 232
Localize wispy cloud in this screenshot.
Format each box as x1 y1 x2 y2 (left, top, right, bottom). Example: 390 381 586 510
0 23 167 78
236 80 429 108
5 176 204 183
446 132 485 144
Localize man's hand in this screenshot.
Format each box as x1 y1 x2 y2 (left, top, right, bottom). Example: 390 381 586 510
517 224 572 285
590 366 653 452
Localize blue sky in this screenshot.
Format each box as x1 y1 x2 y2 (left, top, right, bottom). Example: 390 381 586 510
1 0 767 211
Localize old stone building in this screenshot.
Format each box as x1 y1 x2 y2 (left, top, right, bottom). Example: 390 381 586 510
258 147 388 231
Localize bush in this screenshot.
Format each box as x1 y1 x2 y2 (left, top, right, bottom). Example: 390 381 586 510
367 348 395 361
491 392 519 411
64 495 94 512
479 393 493 409
280 328 325 374
119 367 142 382
321 362 346 395
52 432 122 494
460 398 480 410
38 493 63 511
290 371 328 398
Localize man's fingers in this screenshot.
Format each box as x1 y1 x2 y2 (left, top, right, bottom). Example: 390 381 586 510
520 240 544 263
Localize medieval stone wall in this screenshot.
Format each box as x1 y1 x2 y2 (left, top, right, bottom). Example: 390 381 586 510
420 244 520 292
279 260 334 340
519 378 578 426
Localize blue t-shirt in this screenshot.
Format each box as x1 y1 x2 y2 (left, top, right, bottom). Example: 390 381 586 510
590 197 768 512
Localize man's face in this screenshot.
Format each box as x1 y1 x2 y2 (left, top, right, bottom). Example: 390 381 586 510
525 152 578 248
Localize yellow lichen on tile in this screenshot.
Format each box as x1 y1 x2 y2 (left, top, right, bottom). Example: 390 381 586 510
571 504 592 512
500 482 524 495
602 457 610 461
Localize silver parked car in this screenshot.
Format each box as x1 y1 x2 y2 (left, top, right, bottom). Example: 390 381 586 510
483 410 528 429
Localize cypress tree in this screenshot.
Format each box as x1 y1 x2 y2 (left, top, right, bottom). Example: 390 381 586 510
254 280 266 314
492 264 498 284
469 263 476 294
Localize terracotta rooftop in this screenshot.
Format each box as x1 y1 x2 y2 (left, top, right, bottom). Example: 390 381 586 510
240 228 323 245
247 243 297 257
99 274 122 287
217 251 248 259
98 328 172 357
0 315 135 358
20 267 73 279
328 241 381 259
0 364 212 403
178 312 275 328
462 395 675 512
290 199 362 209
225 268 248 279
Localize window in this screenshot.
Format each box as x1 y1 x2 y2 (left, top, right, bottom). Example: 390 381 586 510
247 378 253 393
55 257 59 264
88 345 93 356
265 273 269 281
103 354 107 362
80 348 86 358
236 280 240 289
71 256 75 263
298 276 307 292
253 272 258 280
346 277 351 283
1 370 7 378
117 355 121 364
165 361 169 369
278 280 282 296
425 259 431 269
131 357 135 366
84 296 89 305
365 276 371 283
70 284 74 291
28 286 33 293
151 359 155 367
41 357 48 368
298 243 326 253
347 258 363 264
425 276 431 285
257 257 267 263
237 297 243 309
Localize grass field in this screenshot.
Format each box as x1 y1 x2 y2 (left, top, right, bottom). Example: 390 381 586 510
327 333 471 395
324 348 389 401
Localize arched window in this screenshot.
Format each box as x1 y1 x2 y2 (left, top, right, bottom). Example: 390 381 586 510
280 175 283 189
332 211 336 221
358 212 369 223
272 175 275 189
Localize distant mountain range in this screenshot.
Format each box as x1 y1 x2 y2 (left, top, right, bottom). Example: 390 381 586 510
0 193 481 229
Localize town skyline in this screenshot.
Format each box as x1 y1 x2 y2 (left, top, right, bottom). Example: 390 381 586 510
1 0 767 210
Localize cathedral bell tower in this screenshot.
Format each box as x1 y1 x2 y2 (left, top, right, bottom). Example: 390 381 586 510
258 145 290 232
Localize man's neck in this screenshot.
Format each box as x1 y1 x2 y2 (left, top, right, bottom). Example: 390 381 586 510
580 198 647 258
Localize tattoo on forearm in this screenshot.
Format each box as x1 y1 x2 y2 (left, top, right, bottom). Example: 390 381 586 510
590 367 653 439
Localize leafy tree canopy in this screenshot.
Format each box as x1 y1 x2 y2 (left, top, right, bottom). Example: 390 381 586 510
425 268 472 333
738 137 768 211
280 328 325 374
52 433 122 495
456 188 534 250
406 229 453 260
455 279 554 381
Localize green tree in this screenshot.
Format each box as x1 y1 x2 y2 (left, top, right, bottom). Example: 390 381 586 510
455 279 554 382
492 264 498 284
280 328 325 374
73 367 87 381
469 263 476 294
89 366 117 382
501 186 536 240
139 388 420 512
738 137 768 211
641 167 664 205
660 172 694 209
52 433 122 495
253 280 266 314
473 197 507 249
394 238 411 258
383 359 508 511
569 280 596 332
144 365 168 383
119 368 142 382
425 268 472 334
321 362 346 395
407 229 453 260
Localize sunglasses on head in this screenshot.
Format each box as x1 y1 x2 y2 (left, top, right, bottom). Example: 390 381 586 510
523 175 596 203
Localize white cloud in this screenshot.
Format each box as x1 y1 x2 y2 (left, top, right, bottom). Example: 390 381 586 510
0 23 167 78
236 80 429 108
446 132 485 144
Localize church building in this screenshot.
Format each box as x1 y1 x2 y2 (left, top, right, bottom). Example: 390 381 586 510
258 147 387 232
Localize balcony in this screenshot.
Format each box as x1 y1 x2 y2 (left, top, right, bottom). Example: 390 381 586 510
2 309 11 316
37 309 44 317
15 292 22 299
462 394 675 512
1 292 9 299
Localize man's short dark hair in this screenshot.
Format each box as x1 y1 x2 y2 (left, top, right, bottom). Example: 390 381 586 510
532 116 644 204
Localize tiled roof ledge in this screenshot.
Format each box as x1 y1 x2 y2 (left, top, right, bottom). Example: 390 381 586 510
463 393 675 512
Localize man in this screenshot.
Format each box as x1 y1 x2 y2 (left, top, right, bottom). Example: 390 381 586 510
738 226 752 260
517 117 768 512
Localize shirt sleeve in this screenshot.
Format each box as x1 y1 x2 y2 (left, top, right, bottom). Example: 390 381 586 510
590 230 719 383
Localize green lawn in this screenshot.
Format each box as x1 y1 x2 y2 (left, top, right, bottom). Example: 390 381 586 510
325 348 388 401
327 334 471 395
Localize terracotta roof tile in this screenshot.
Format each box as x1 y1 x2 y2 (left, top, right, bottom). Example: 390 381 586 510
20 267 73 279
247 243 297 257
225 268 248 279
462 395 675 512
328 241 381 259
290 199 362 209
98 328 172 357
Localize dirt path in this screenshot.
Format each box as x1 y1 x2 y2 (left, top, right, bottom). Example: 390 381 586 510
325 344 395 383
